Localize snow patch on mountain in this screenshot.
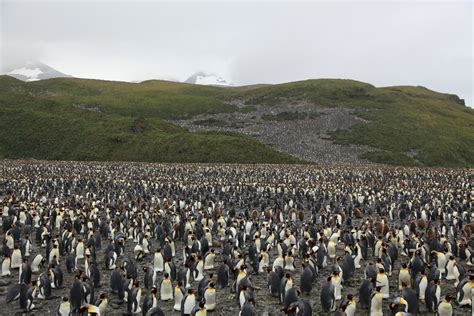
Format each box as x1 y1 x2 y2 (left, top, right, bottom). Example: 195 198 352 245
185 72 232 86
8 67 43 81
3 61 72 81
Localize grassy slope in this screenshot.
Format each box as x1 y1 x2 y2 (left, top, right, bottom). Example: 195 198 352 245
0 76 301 163
0 76 472 167
236 79 474 167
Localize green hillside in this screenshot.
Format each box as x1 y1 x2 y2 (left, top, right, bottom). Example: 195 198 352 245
0 75 472 167
235 80 474 167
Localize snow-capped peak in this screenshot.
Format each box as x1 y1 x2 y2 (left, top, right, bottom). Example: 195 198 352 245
185 71 232 86
8 67 43 82
3 60 72 82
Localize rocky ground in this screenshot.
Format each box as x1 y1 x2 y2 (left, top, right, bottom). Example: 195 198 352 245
1 218 471 315
0 163 472 315
172 100 374 165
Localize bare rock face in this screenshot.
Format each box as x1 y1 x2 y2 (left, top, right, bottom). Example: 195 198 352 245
172 100 374 164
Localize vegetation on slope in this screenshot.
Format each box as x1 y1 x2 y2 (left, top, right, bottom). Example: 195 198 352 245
0 75 472 167
235 79 473 167
0 76 301 164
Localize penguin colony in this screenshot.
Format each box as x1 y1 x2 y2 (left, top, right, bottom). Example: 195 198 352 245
0 160 473 315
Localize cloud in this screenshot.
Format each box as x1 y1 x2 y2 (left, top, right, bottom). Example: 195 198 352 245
1 0 472 105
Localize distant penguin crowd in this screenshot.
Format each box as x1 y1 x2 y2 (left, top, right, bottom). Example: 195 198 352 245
0 161 473 315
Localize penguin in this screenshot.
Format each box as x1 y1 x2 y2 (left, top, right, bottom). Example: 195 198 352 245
153 249 164 273
192 301 207 316
204 249 216 270
20 281 36 311
82 276 95 304
300 264 313 295
134 244 144 261
19 259 32 284
173 281 185 311
194 256 205 282
289 299 312 316
284 252 296 271
340 252 355 283
204 282 216 311
128 280 142 314
181 289 196 316
1 255 11 276
359 277 374 309
432 251 447 275
160 272 173 301
58 296 71 316
456 274 473 306
198 272 212 300
89 262 100 288
437 295 454 316
414 270 428 301
268 266 282 298
144 306 165 316
425 278 441 312
105 250 117 270
216 261 229 288
320 276 336 312
31 254 45 273
369 286 383 316
37 272 53 300
142 287 158 316
11 245 22 269
342 294 356 316
427 263 441 282
402 284 419 314
331 271 343 300
70 275 84 312
76 239 85 260
328 240 336 259
78 304 101 315
143 265 156 290
239 299 257 316
376 268 389 298
444 256 457 280
354 240 363 269
279 273 293 302
66 254 76 273
273 254 285 271
398 263 411 290
95 293 108 315
6 283 23 302
283 286 299 309
239 285 253 309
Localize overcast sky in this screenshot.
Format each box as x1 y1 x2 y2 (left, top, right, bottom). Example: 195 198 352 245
1 0 473 106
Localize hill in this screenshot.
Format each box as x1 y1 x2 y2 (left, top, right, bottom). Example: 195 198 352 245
0 75 472 167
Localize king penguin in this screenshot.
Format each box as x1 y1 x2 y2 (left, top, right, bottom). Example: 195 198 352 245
437 295 454 316
320 276 336 312
160 272 173 301
369 286 383 316
1 255 11 276
358 277 373 309
58 296 71 316
173 281 185 311
204 282 217 311
181 288 196 316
